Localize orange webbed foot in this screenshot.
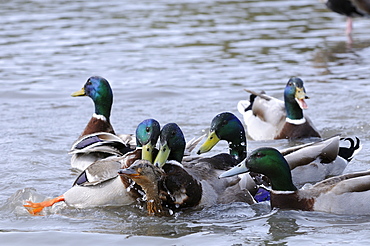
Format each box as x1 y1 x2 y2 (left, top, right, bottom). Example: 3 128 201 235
24 195 65 215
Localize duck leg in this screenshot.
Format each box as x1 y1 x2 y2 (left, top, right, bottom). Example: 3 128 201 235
346 17 353 35
346 17 354 44
24 195 65 215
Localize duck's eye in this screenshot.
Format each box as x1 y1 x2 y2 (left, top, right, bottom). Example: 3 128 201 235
146 127 150 133
86 80 92 85
288 82 293 86
255 152 264 158
171 130 176 136
221 120 228 126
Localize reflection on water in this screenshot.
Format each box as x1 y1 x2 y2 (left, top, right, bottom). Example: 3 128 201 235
267 211 301 244
1 0 370 245
312 40 370 76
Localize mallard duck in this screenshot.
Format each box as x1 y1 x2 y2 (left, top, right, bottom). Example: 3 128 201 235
72 76 116 136
220 147 370 215
70 76 135 170
197 112 361 187
135 118 161 163
119 159 167 216
153 123 255 210
197 112 261 196
24 152 140 215
119 158 210 216
237 77 321 140
322 0 370 37
23 119 161 215
197 112 247 163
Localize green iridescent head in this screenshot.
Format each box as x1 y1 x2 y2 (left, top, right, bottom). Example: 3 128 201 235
72 76 113 119
136 119 161 163
246 147 297 191
221 147 297 191
284 77 309 121
197 112 247 162
154 123 186 167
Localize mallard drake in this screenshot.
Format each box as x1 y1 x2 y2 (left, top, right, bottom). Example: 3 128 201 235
24 151 140 215
237 77 321 140
197 112 361 187
70 76 135 170
153 123 255 210
197 112 247 163
220 147 370 215
322 0 370 37
134 118 161 163
24 119 161 215
72 76 116 136
197 112 261 196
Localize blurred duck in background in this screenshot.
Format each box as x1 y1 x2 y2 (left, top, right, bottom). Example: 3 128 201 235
321 0 370 42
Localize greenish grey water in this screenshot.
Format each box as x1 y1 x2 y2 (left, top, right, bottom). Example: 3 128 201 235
1 0 370 245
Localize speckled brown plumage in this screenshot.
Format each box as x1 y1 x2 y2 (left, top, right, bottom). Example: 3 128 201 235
118 149 145 200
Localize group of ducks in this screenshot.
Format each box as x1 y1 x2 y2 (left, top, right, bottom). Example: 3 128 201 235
24 75 367 217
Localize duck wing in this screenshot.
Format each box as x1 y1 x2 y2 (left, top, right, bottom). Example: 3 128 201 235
117 133 137 149
161 163 203 208
311 169 370 195
73 149 141 186
70 132 135 170
70 132 133 155
281 135 340 170
238 89 285 140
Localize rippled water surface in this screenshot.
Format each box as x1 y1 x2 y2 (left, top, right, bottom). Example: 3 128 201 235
2 0 370 245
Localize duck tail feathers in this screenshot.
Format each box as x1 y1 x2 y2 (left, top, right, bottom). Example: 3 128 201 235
245 94 257 112
184 134 206 156
237 89 266 115
338 137 362 162
243 89 269 101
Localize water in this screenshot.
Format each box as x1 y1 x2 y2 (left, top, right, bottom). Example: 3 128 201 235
1 0 370 245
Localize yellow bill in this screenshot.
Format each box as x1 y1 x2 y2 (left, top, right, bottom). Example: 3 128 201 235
197 131 221 154
153 142 170 168
141 142 155 163
71 87 86 97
